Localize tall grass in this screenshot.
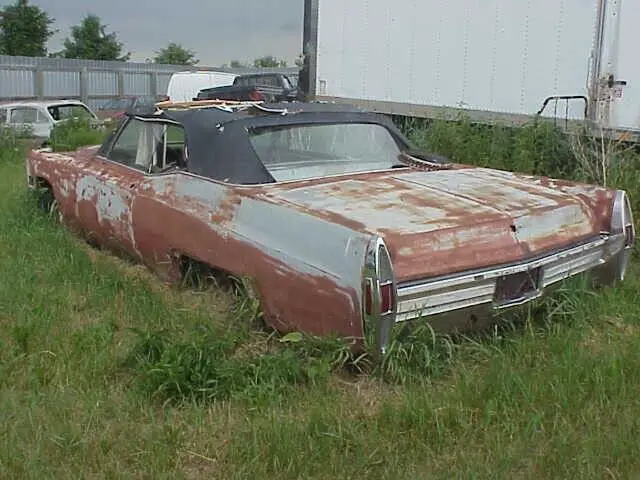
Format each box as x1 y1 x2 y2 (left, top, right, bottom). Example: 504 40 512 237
1 117 640 477
0 126 28 164
399 115 639 185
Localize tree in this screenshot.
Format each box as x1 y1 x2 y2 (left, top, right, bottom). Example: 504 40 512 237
229 60 247 68
253 55 287 68
153 42 198 66
59 14 130 61
0 0 55 57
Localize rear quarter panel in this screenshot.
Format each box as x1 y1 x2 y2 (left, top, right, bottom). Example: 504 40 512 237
132 173 374 340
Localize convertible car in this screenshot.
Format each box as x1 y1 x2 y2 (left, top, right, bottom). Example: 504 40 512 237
26 100 635 353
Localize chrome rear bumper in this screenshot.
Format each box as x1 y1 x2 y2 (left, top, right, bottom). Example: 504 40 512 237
395 234 628 325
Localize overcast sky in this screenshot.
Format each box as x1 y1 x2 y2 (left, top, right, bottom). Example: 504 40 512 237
30 0 304 66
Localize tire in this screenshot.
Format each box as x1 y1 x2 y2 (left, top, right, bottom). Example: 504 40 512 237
37 188 62 224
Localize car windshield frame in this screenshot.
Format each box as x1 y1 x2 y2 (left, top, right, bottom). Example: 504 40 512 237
247 121 407 183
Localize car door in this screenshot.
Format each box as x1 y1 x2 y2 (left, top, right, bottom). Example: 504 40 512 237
74 116 162 258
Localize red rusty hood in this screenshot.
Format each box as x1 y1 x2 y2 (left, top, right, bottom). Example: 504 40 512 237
261 167 606 282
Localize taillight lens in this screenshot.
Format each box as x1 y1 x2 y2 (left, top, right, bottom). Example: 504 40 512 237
364 279 373 315
612 190 635 248
625 224 635 247
380 282 394 314
363 280 395 315
365 244 396 316
362 238 397 354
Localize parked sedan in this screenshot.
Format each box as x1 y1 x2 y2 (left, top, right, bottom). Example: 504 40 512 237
0 99 101 143
25 100 635 353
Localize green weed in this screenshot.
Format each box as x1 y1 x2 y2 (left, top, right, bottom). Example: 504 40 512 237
400 115 578 179
48 116 109 152
0 126 28 164
126 323 362 408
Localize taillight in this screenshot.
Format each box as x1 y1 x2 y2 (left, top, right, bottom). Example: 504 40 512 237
625 224 635 247
363 239 396 354
249 89 264 101
612 190 636 248
624 197 635 247
363 241 396 316
377 244 395 310
610 190 635 282
364 279 373 315
379 282 394 314
364 280 395 315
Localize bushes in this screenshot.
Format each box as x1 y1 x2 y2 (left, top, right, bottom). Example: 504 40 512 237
399 115 579 180
398 114 640 218
48 116 108 152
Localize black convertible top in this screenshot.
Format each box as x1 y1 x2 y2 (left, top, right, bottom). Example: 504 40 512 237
121 102 414 184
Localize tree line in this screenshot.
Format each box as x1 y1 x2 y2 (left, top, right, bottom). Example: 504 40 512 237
0 0 296 67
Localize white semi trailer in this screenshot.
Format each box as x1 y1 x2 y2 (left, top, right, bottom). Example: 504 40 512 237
300 0 640 140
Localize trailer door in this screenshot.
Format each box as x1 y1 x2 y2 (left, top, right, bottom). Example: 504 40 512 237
308 0 600 123
607 0 640 130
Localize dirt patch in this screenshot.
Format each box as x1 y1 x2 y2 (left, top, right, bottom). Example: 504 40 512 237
580 316 640 354
330 376 403 419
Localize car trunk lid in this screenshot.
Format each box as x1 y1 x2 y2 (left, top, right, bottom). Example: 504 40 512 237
262 167 600 282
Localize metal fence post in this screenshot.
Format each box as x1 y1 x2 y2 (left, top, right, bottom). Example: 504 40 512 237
79 67 88 104
33 68 44 99
117 70 125 98
150 72 158 97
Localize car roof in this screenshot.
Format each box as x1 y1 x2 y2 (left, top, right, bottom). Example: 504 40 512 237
0 99 88 109
114 100 413 185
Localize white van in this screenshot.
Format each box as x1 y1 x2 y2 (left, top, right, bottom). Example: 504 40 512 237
166 71 238 102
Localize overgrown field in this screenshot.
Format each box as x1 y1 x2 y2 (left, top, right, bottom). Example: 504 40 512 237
1 118 640 478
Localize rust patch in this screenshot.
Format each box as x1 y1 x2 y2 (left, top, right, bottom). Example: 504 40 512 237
210 191 242 224
130 192 363 340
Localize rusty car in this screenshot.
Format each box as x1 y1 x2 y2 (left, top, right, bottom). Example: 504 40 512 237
25 99 636 353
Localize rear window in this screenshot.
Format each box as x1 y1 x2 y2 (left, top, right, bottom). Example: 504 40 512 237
248 122 403 182
235 76 254 87
9 107 46 124
256 75 279 87
236 75 281 88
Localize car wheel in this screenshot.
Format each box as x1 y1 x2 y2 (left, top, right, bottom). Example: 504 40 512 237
38 188 62 224
48 198 63 224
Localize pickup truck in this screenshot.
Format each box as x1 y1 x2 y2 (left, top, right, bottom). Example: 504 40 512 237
195 72 298 102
